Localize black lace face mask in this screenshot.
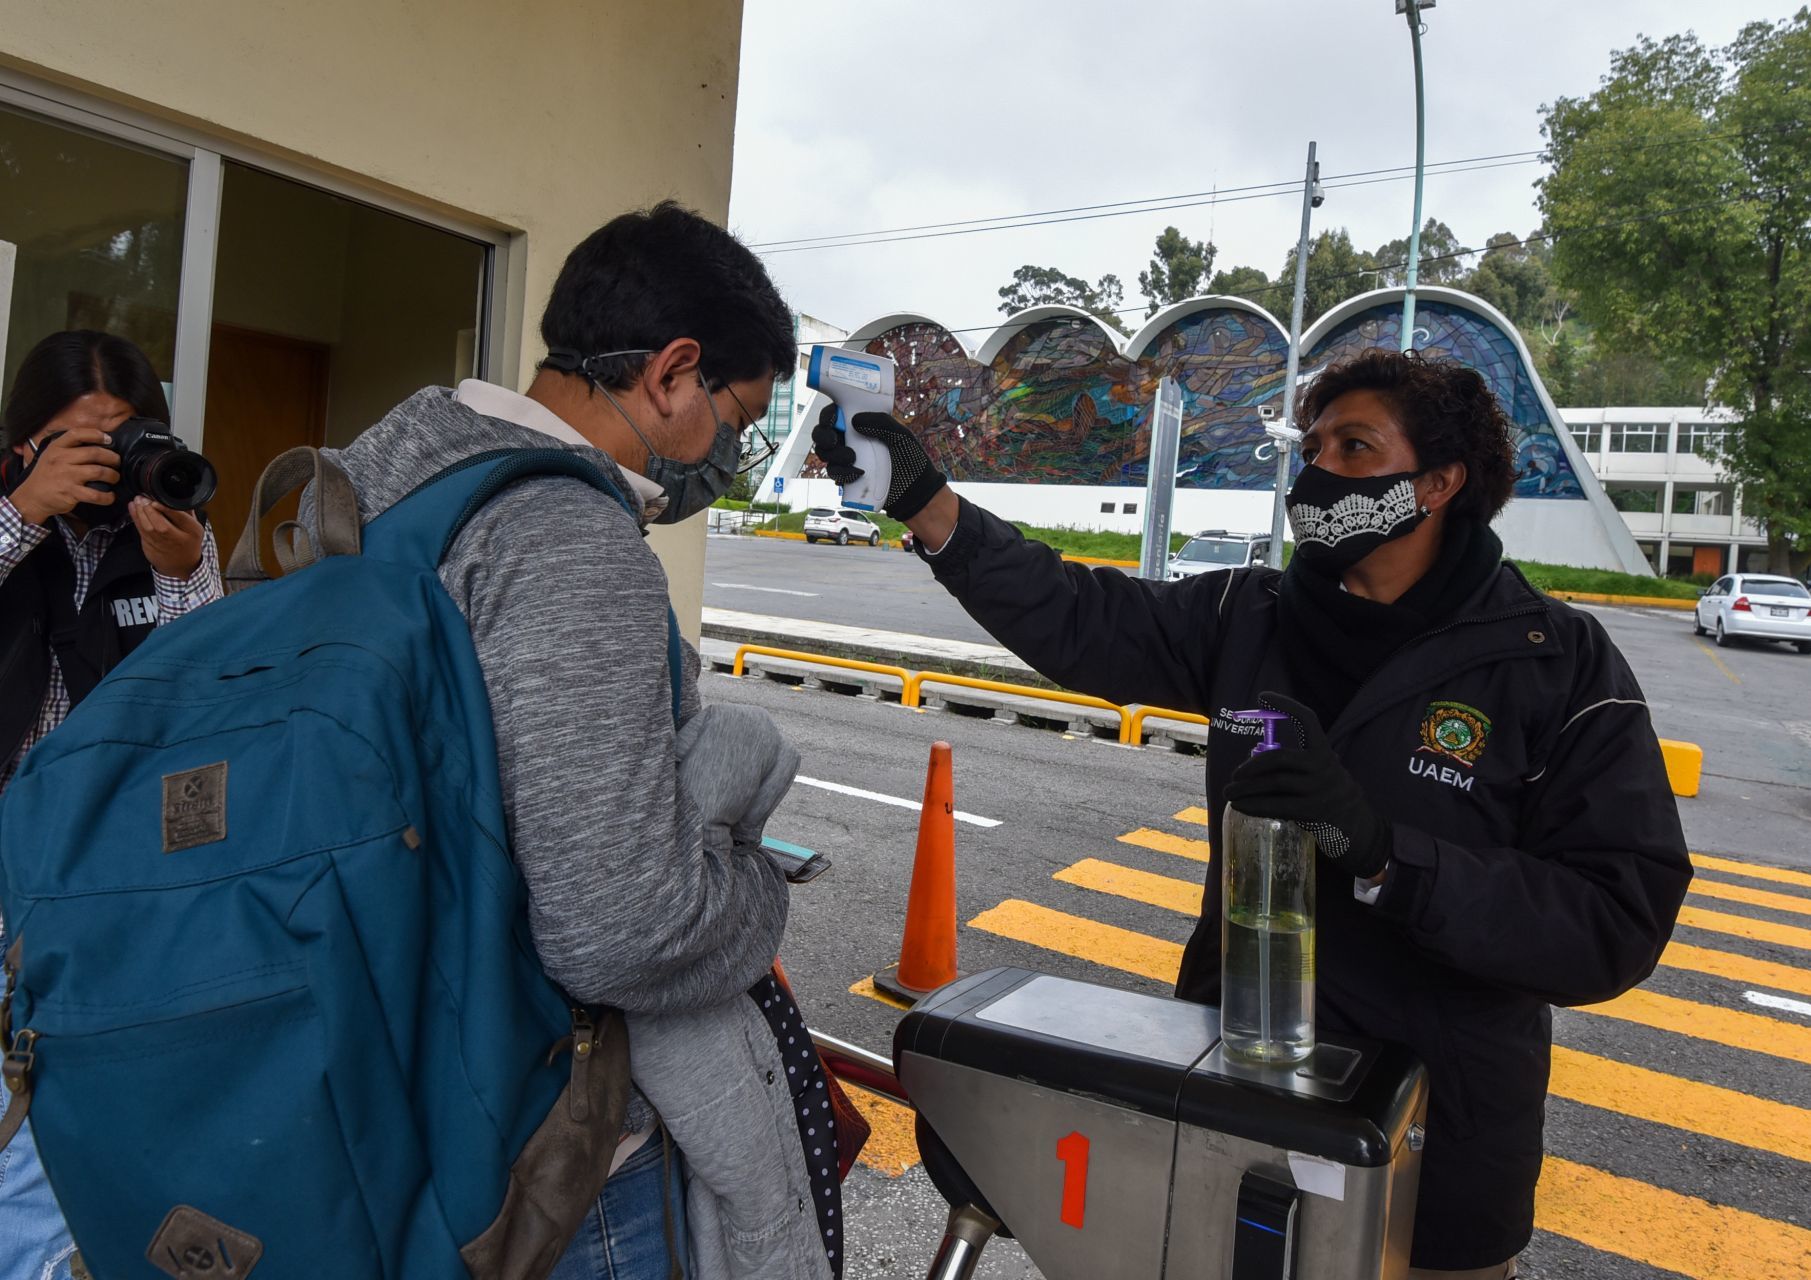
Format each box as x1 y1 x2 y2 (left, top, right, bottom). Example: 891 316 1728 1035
1285 465 1429 573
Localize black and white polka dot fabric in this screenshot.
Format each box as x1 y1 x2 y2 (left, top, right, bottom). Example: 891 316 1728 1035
750 974 842 1277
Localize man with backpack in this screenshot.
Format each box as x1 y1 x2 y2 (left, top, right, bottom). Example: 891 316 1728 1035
321 203 812 1277
0 204 820 1279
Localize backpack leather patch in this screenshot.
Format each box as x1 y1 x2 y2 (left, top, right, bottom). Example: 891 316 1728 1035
146 1205 263 1277
162 763 229 853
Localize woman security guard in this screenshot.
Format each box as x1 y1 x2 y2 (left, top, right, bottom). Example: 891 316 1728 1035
813 349 1691 1279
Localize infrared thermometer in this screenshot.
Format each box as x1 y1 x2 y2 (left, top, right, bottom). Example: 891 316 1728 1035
806 346 898 512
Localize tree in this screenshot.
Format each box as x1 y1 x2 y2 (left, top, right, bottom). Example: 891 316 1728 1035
1138 226 1216 316
1277 229 1380 326
1465 231 1556 329
1207 264 1272 300
1371 217 1470 287
1539 13 1811 574
997 264 1130 335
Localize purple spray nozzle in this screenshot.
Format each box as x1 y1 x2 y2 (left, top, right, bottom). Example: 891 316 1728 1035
1231 708 1291 755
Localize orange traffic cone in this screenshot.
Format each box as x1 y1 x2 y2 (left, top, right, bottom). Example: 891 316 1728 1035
875 741 960 1003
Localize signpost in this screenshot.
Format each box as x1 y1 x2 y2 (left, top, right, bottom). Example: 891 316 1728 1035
1140 377 1185 581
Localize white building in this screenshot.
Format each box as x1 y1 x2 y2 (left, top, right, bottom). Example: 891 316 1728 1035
1558 409 1764 578
748 312 847 502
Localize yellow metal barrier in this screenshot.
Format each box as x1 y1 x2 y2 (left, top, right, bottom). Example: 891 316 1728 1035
904 671 1126 730
730 645 913 690
1122 705 1213 745
728 645 1705 794
1657 737 1703 799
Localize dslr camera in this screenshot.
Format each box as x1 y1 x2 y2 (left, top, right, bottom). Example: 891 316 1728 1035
50 416 218 512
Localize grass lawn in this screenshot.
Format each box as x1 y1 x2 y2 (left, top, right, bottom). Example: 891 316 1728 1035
1005 525 1702 598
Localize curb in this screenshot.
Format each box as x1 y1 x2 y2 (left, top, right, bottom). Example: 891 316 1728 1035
1544 589 1697 611
750 529 905 550
698 619 1050 688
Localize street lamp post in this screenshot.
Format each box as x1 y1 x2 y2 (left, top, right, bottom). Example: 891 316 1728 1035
1397 0 1433 352
1267 141 1322 568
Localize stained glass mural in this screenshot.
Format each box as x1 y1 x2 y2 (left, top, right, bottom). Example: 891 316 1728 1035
803 292 1583 500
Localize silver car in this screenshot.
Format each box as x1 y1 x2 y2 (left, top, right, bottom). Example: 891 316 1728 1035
1693 573 1811 653
803 507 882 546
1168 531 1271 580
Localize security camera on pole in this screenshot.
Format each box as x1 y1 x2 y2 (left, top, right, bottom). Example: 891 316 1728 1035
1266 141 1321 569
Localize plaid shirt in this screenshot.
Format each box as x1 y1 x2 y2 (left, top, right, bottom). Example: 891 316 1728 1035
0 496 223 790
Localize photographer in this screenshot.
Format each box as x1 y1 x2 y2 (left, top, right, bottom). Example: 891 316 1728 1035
0 330 223 1280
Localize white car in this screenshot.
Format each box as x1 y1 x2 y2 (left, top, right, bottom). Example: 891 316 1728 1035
803 507 882 546
1168 531 1272 580
1693 573 1811 653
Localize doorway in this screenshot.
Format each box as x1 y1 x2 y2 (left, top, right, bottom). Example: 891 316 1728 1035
201 324 328 556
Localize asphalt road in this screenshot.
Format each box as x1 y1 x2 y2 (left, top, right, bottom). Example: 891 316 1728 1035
703 534 1811 1280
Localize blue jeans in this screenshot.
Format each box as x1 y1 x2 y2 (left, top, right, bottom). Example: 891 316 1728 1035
0 1086 77 1280
549 1133 690 1280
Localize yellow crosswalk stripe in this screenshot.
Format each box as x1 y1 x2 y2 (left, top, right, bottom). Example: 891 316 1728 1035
1117 827 1212 863
1662 904 1811 953
1661 941 1811 999
844 1084 921 1176
1055 858 1811 1000
1536 1156 1811 1279
1055 858 1203 915
1174 806 1212 827
1693 853 1811 892
1548 1045 1811 1165
1583 987 1811 1066
969 900 1181 983
1692 876 1811 918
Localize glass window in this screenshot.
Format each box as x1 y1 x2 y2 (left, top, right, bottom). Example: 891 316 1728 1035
1568 422 1603 453
1177 537 1252 565
1607 423 1662 453
1672 486 1732 516
1100 502 1114 513
0 103 189 400
1606 484 1661 513
203 161 488 545
1739 577 1809 599
1122 502 1138 515
1679 423 1728 456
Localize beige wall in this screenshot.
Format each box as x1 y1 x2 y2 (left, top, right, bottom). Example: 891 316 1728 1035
0 0 747 634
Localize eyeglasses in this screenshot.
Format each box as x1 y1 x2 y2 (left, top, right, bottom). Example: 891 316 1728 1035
720 382 778 476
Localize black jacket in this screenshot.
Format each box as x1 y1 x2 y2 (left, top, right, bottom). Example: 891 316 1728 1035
0 528 159 769
924 499 1691 1270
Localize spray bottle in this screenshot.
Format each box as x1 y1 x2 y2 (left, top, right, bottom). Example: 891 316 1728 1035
805 345 898 512
1220 709 1317 1065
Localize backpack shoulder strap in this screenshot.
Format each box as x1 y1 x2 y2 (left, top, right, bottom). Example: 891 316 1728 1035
371 448 686 725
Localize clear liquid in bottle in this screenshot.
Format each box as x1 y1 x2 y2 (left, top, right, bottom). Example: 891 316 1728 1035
1219 710 1318 1066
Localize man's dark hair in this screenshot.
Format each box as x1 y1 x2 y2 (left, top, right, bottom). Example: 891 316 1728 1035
2 330 172 450
539 201 794 392
1299 349 1518 523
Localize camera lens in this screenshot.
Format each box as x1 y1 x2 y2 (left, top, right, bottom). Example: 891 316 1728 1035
145 451 219 511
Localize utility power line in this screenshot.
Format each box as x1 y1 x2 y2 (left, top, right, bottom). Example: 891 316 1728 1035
748 122 1806 256
784 189 1766 347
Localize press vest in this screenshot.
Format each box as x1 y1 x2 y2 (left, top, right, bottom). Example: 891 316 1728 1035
0 526 158 769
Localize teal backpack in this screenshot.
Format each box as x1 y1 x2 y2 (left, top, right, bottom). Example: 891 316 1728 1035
0 446 681 1279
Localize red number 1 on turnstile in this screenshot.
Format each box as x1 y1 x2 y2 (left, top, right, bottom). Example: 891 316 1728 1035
1056 1131 1090 1229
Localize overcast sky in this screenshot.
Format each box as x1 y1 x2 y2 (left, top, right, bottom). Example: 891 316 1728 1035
729 0 1802 343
